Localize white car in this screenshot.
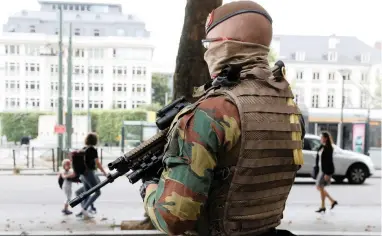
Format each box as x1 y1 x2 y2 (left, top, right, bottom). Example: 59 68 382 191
297 133 375 184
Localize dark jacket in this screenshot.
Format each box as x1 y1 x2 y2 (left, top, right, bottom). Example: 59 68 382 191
315 144 335 175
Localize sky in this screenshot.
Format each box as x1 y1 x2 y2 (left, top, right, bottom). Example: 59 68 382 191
0 0 381 72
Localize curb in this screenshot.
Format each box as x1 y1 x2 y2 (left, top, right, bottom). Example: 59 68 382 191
0 231 380 236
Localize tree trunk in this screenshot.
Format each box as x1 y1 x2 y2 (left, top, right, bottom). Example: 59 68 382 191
173 0 223 102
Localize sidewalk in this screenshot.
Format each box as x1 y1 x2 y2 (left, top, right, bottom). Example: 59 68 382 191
2 168 380 178
1 203 380 235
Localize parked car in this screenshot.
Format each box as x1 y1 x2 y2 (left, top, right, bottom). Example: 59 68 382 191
297 133 375 184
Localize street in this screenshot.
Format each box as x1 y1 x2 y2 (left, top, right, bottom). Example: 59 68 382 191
0 175 380 235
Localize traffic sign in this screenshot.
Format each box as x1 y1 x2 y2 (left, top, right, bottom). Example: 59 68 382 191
54 125 66 134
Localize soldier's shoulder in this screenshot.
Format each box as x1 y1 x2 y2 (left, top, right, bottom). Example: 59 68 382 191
196 96 239 120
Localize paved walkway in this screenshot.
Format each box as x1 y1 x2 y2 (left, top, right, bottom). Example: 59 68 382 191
0 175 380 235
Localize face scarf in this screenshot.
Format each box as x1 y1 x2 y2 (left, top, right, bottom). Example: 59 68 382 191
204 40 271 78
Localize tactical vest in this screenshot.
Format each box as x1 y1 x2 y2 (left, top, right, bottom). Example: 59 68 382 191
194 72 304 236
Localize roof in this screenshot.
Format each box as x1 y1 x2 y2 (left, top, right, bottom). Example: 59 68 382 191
8 10 143 24
274 35 381 65
38 0 122 8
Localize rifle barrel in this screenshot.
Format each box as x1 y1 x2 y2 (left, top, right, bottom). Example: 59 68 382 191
68 171 123 208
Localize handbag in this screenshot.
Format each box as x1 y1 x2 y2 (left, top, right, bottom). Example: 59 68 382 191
312 165 319 179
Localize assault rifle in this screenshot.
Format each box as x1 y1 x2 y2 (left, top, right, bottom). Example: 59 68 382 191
69 96 191 208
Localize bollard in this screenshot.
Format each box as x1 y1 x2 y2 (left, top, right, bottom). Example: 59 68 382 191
100 148 103 165
12 149 16 168
26 146 29 168
56 147 60 172
32 147 35 168
52 148 56 172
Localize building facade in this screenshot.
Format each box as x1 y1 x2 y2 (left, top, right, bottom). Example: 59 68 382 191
0 0 154 112
272 35 382 150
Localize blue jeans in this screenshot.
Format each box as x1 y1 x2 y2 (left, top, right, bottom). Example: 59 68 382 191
75 170 101 210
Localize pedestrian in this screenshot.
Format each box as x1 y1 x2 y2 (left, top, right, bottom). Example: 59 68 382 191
75 132 107 219
60 159 75 215
139 1 305 235
315 131 338 213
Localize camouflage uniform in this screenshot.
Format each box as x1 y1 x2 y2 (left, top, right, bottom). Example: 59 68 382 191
144 96 241 235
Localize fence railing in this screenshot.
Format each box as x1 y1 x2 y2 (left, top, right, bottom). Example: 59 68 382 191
0 145 118 173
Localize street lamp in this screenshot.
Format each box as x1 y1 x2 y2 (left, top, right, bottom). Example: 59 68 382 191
337 69 351 149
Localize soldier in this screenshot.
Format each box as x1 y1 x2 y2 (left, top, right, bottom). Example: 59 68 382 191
140 1 305 235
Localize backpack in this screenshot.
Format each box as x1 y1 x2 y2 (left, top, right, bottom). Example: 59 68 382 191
70 148 88 175
58 174 64 189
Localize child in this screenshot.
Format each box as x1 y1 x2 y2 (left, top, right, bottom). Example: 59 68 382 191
61 159 76 215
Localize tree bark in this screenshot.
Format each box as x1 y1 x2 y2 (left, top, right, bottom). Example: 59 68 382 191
173 0 223 102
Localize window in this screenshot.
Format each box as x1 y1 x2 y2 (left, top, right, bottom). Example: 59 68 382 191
5 98 20 108
94 29 100 36
113 83 127 92
296 70 304 80
74 83 85 92
74 65 85 75
328 72 336 81
25 45 41 56
293 88 304 105
89 83 104 93
117 29 125 36
114 100 127 109
25 63 40 75
81 5 85 11
88 48 104 58
303 138 321 151
5 45 20 55
327 89 335 108
113 66 128 77
50 99 58 108
25 81 40 91
89 101 103 109
361 54 370 63
361 72 368 82
75 28 81 36
88 66 104 77
74 49 85 57
25 98 40 108
69 5 73 10
74 100 84 109
344 89 353 108
295 51 305 61
30 25 36 33
360 91 368 109
132 100 146 109
313 72 320 80
342 72 351 81
75 5 80 11
5 80 20 91
5 62 20 76
311 88 319 108
328 51 337 62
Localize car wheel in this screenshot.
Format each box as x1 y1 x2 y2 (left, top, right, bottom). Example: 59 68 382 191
347 164 368 184
333 176 345 183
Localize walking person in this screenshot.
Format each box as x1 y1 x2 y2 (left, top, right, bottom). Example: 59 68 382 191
75 132 107 219
60 159 75 215
315 132 338 213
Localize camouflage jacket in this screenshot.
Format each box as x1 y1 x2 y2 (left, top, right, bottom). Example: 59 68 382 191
144 96 241 235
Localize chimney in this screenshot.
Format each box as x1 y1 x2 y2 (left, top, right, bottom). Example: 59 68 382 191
374 41 382 50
